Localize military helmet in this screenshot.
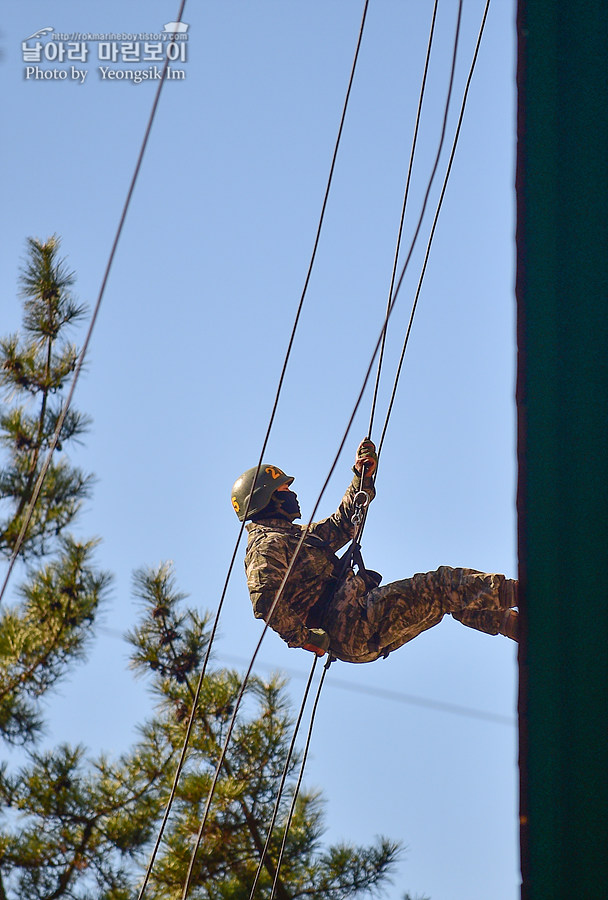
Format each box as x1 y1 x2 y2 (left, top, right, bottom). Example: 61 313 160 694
231 464 294 522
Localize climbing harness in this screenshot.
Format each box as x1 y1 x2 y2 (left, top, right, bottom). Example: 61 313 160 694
349 541 382 591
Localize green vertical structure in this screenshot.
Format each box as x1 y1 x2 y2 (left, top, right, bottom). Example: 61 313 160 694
517 2 608 897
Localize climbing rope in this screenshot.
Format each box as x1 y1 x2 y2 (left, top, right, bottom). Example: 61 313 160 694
179 1 498 893
0 1 188 608
368 0 439 439
377 0 492 458
248 5 496 875
138 3 372 894
247 655 320 900
334 0 465 559
368 0 463 442
180 517 328 899
269 657 332 900
178 0 462 884
0 0 495 895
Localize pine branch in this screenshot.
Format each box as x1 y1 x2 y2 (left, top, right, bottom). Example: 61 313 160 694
45 819 94 900
0 538 111 744
11 334 52 525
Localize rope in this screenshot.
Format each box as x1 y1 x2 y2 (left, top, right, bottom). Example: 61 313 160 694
349 0 462 564
0 3 188 607
149 0 496 893
377 0 492 458
366 0 463 442
247 655 319 900
179 3 496 891
246 4 495 888
368 0 439 439
138 4 371 894
180 529 321 899
178 3 475 889
269 658 331 900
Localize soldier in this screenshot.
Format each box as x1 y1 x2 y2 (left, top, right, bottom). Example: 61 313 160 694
231 440 518 662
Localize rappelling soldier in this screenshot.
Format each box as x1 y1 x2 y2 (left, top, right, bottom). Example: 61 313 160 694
231 440 518 662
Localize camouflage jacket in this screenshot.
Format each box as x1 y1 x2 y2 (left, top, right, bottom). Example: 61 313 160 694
244 475 375 648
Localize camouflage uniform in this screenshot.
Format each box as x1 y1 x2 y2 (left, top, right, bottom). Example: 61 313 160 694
244 476 517 663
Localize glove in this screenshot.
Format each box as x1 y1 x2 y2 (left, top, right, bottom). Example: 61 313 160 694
302 628 330 656
353 438 377 477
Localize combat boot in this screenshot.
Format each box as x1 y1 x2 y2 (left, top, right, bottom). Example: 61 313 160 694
499 609 519 642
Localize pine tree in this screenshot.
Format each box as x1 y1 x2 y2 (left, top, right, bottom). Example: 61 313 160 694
0 236 108 747
0 238 403 899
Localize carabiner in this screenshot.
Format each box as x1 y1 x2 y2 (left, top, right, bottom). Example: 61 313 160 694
351 490 369 526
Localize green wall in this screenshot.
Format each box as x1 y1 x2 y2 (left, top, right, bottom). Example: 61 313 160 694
517 3 608 897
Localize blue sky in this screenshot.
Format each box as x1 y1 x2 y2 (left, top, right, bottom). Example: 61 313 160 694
2 2 518 899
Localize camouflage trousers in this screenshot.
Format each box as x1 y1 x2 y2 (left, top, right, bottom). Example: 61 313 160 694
320 565 518 664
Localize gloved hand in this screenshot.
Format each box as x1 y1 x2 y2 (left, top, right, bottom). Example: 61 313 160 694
302 628 330 656
353 438 378 477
